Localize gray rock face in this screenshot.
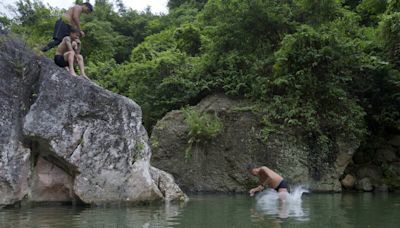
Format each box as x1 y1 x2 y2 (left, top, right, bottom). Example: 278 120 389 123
0 38 38 206
0 35 185 207
344 136 400 192
29 156 76 202
151 94 359 192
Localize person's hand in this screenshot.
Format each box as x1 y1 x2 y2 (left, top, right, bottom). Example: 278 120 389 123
249 189 256 197
80 30 85 37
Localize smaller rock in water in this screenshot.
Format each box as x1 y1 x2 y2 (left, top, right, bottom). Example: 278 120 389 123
341 174 356 189
356 178 373 192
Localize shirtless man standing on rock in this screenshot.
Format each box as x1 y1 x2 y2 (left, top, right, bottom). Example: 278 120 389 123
41 2 93 52
247 164 289 201
54 29 87 78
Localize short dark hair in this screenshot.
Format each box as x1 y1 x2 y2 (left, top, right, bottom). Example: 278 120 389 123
246 163 257 171
83 2 93 12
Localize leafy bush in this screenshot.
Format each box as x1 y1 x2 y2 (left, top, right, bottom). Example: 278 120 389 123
183 107 223 159
174 23 201 56
268 24 367 139
183 107 222 143
380 12 400 67
293 0 342 25
356 0 387 25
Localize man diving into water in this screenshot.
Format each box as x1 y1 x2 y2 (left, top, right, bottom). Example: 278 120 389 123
247 164 289 201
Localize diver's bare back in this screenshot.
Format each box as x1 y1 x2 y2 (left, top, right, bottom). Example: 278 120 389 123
259 166 283 189
63 5 82 27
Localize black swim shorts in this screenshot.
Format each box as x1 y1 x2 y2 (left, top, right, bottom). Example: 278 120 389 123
274 179 289 191
54 55 68 68
53 18 72 41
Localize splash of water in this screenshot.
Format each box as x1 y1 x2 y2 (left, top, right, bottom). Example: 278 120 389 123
286 186 310 202
254 186 309 219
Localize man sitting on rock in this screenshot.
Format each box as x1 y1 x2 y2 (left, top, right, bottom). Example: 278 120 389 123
247 164 289 201
54 28 87 78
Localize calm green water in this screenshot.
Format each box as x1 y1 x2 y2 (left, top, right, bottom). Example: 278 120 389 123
1 193 399 228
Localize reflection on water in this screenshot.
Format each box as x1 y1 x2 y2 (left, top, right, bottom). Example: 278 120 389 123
75 202 186 228
254 186 309 220
1 192 400 228
0 202 187 228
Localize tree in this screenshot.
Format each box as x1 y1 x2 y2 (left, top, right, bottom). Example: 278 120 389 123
168 0 208 10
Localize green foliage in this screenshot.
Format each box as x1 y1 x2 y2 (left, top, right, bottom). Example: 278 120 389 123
343 0 363 10
356 0 387 25
4 0 399 159
9 0 59 55
379 12 400 66
81 20 120 62
97 29 206 129
183 107 223 159
168 0 208 10
293 0 343 25
163 3 200 27
259 116 279 142
387 0 400 13
86 58 117 82
0 16 11 30
269 24 368 139
183 107 223 142
383 164 400 188
197 0 293 97
174 23 201 56
201 0 292 55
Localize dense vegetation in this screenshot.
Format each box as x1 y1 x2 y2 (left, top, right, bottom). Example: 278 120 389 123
1 0 399 152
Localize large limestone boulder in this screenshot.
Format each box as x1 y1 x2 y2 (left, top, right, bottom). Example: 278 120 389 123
0 35 185 207
151 94 360 192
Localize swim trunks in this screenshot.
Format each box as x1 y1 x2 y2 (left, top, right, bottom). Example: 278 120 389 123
54 55 68 68
274 179 289 191
53 18 72 41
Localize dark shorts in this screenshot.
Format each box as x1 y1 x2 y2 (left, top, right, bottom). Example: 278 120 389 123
54 55 68 68
274 179 289 192
53 18 72 41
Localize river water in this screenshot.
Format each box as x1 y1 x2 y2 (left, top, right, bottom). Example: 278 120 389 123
1 191 399 228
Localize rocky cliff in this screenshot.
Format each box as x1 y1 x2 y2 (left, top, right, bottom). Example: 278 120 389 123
341 135 400 192
151 94 361 192
0 35 186 207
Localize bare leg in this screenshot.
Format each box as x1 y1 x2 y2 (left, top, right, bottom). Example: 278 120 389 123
64 51 76 76
76 54 87 78
278 189 288 202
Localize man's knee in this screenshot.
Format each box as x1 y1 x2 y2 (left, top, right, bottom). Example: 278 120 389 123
65 51 75 58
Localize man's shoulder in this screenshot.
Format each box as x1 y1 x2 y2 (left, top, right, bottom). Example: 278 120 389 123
260 166 271 173
63 36 71 41
72 5 83 12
